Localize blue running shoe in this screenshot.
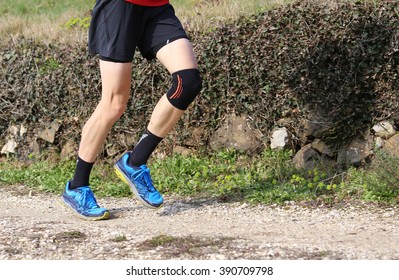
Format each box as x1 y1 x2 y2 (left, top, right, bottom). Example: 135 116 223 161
62 181 110 220
114 152 163 208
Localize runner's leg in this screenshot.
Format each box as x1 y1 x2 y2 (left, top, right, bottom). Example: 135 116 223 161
78 61 132 163
147 38 199 138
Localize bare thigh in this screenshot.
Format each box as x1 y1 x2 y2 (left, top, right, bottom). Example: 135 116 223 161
156 38 198 74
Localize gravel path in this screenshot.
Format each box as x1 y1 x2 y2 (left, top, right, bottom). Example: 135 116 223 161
0 184 398 260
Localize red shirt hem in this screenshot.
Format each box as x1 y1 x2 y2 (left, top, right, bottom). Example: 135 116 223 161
125 0 169 6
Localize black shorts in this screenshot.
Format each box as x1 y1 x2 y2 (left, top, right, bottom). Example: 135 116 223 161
88 0 188 62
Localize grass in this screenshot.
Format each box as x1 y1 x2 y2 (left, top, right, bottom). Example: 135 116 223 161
110 235 128 243
54 231 87 242
173 0 295 28
0 0 93 17
1 149 398 205
0 0 295 44
0 0 84 44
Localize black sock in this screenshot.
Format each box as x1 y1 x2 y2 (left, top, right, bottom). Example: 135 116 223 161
129 129 163 167
70 157 94 189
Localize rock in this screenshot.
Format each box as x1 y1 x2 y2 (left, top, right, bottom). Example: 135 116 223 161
382 133 399 158
209 114 262 152
337 138 371 166
1 139 17 155
311 139 333 157
270 127 291 150
29 140 42 157
1 125 20 155
372 121 396 139
292 144 320 170
173 146 194 156
61 141 76 159
298 119 322 143
38 121 61 143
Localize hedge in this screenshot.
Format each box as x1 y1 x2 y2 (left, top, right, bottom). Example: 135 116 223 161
0 0 398 158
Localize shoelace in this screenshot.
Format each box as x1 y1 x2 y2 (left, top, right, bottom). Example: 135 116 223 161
78 188 99 209
134 167 156 193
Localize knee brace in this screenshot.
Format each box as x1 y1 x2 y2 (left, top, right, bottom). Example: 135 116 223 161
166 69 202 110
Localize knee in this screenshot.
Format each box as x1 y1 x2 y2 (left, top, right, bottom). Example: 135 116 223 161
166 68 202 110
110 101 127 121
100 95 128 123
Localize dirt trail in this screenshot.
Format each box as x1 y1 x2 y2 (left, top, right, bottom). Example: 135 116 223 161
0 184 398 260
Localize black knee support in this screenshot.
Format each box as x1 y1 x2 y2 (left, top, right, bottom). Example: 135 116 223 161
166 69 202 110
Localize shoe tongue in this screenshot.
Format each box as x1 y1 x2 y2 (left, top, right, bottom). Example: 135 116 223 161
131 165 141 171
86 200 98 208
142 173 155 191
80 188 98 208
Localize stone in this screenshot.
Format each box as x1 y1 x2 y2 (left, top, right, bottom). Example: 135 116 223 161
372 121 396 139
38 121 61 143
337 138 371 166
299 119 316 140
292 144 320 170
311 139 333 157
383 133 399 158
29 140 42 157
298 119 321 143
1 139 17 155
61 141 76 159
173 146 194 156
270 127 291 150
209 114 262 152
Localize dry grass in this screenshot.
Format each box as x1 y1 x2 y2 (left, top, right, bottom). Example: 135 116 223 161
0 0 294 45
0 13 88 45
175 0 295 29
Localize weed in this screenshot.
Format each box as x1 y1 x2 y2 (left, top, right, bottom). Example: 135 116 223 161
341 150 399 204
62 231 85 237
64 17 90 30
38 57 60 75
140 234 179 248
54 231 86 242
110 235 128 243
